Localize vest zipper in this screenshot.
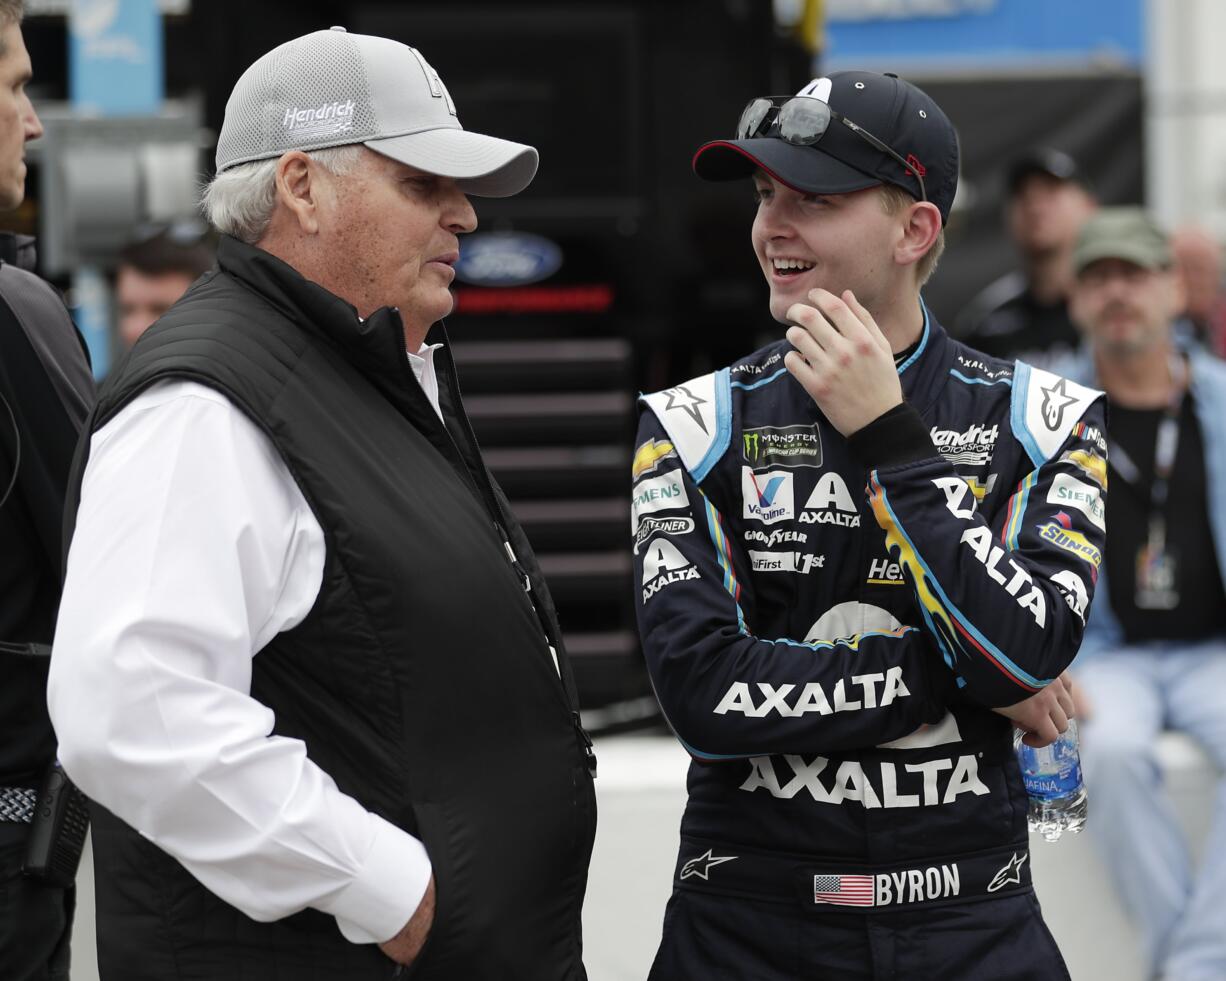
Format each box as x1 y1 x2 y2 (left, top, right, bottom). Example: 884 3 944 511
388 317 581 716
573 712 598 776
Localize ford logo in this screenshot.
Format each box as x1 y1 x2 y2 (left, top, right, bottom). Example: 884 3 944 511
454 232 563 287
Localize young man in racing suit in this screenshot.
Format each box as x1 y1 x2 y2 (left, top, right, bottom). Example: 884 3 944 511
632 72 1106 980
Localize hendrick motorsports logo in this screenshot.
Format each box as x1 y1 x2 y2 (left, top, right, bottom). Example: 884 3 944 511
742 424 822 469
282 100 356 138
929 423 998 468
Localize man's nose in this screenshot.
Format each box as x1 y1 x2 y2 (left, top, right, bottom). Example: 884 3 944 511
445 188 478 234
24 101 44 142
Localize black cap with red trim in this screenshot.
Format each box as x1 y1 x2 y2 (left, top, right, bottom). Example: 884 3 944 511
693 71 960 224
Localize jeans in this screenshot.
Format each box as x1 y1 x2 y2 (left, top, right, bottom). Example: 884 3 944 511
1078 638 1226 981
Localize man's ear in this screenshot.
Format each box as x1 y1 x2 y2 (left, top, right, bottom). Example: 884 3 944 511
274 152 321 235
895 200 942 270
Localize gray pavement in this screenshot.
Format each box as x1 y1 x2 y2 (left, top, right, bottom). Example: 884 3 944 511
69 732 1216 981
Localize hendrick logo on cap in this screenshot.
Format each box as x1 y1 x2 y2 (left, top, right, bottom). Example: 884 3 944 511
282 100 357 139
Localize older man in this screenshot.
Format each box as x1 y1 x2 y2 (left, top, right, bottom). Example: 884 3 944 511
1065 208 1226 981
49 28 595 981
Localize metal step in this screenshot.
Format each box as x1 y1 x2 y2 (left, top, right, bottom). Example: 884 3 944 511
537 550 633 605
452 338 632 392
485 445 630 498
512 499 628 550
564 629 640 659
466 392 635 446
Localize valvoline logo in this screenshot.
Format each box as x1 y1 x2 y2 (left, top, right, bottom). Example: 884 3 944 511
741 468 795 525
752 474 787 507
454 232 563 286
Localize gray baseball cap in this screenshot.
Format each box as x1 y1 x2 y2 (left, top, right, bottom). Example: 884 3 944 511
215 27 538 197
1073 207 1172 275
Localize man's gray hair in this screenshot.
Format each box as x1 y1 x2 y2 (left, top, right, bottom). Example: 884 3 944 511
200 145 364 244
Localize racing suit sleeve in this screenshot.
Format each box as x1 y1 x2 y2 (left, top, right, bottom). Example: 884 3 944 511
632 410 957 760
852 390 1108 708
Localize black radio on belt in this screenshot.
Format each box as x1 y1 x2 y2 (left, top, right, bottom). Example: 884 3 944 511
23 758 90 888
1 642 91 885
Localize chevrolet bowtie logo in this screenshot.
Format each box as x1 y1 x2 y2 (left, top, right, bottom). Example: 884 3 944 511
679 848 738 881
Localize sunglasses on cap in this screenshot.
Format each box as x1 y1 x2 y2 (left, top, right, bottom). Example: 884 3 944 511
736 95 927 204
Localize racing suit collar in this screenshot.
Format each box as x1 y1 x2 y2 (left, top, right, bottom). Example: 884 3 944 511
896 299 952 416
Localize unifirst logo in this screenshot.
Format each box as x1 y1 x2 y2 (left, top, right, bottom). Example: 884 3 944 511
283 100 356 131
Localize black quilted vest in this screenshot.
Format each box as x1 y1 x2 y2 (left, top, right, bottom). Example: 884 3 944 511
69 236 596 981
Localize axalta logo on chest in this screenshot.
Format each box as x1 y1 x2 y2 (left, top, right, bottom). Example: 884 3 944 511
798 472 861 527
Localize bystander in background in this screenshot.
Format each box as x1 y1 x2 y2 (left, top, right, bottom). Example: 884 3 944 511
1062 207 1226 981
1171 225 1226 357
959 148 1097 367
113 222 214 349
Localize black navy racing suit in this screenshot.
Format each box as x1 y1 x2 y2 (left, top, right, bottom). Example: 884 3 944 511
632 310 1107 980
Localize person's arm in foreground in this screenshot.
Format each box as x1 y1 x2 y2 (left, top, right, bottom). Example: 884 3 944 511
633 408 961 760
48 382 432 961
786 288 1100 742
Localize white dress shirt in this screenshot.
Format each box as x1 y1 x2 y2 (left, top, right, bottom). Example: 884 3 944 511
49 345 444 946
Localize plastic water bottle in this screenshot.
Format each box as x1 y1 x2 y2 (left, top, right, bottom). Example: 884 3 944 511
1014 720 1088 841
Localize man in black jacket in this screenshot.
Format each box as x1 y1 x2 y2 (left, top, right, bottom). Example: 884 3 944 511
0 3 94 979
49 28 595 980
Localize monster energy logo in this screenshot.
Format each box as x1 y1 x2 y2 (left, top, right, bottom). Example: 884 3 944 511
742 425 822 469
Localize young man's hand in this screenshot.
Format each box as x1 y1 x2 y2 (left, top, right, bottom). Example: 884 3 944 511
784 288 904 436
993 673 1077 748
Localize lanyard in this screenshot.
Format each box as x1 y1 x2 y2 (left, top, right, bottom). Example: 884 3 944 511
1106 355 1186 549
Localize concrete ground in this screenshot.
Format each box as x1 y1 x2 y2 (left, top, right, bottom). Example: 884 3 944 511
68 732 1215 981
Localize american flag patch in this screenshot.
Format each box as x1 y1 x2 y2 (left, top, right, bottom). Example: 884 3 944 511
813 873 875 907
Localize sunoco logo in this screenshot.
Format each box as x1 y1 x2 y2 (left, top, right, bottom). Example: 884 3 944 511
455 232 563 287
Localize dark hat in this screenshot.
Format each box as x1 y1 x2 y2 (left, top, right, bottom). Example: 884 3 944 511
1073 207 1171 275
692 72 960 224
1005 148 1084 197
